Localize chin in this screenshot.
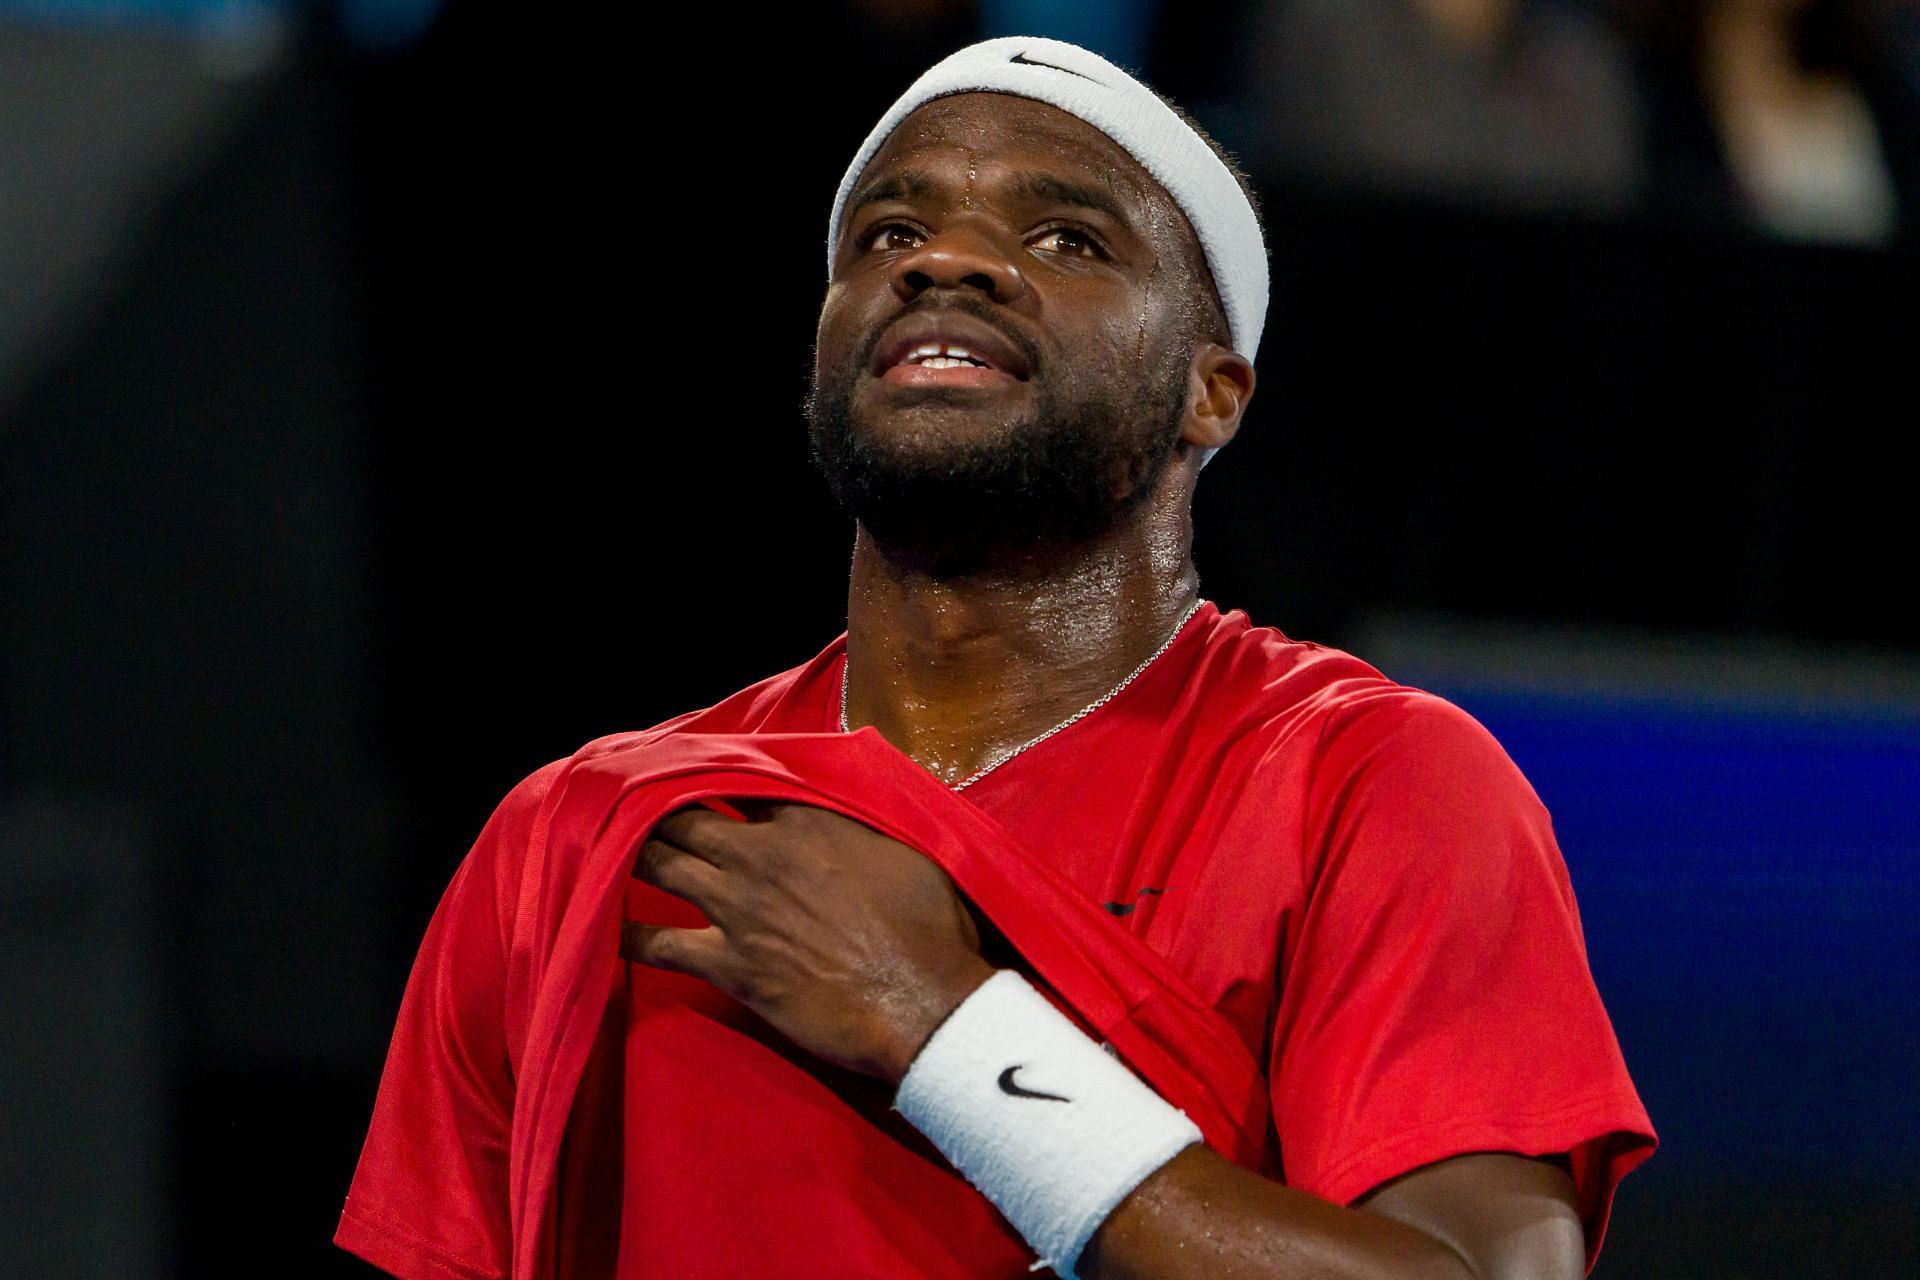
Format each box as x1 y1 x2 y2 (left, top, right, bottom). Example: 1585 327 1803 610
848 398 1033 454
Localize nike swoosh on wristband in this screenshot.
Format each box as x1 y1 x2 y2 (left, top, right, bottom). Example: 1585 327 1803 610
998 1065 1072 1103
1009 51 1102 84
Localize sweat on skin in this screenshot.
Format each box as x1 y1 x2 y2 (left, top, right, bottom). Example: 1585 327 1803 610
335 46 1654 1280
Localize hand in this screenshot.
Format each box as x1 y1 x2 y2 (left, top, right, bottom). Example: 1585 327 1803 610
620 803 997 1083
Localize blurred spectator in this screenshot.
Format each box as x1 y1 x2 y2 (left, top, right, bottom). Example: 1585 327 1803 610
1619 0 1919 244
1226 0 1645 214
980 0 1158 67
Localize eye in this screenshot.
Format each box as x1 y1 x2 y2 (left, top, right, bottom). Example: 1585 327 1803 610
1030 226 1106 259
864 223 926 253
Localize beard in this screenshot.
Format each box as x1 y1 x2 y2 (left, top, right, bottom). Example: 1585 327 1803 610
806 313 1190 578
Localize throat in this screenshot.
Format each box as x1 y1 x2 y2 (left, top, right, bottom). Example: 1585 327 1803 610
837 662 1063 789
839 506 1205 788
839 597 1205 790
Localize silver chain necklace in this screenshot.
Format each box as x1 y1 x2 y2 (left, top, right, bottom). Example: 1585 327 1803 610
838 599 1207 791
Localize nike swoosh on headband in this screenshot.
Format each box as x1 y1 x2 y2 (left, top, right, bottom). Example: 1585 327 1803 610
1009 51 1102 84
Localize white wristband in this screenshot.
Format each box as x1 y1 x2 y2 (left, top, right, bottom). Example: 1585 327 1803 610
894 970 1202 1277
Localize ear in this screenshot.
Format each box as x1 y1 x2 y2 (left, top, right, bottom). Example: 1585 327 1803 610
1180 343 1256 451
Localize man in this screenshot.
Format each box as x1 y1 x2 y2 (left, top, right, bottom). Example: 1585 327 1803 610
338 37 1654 1280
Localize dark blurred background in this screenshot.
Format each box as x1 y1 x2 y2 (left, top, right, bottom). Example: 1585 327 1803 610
1 1 1915 1276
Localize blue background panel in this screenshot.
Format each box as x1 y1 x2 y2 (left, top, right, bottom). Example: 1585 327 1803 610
1430 687 1920 1174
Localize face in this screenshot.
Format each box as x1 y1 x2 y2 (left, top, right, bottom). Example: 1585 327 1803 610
808 92 1221 575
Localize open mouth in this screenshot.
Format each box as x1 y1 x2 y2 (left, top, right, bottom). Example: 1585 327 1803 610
871 313 1034 386
899 342 992 371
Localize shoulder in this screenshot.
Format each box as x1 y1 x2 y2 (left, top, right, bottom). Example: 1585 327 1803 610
562 638 847 764
1311 676 1530 795
470 639 846 874
1286 675 1563 912
428 650 837 874
444 759 573 954
1194 611 1551 865
1194 609 1521 777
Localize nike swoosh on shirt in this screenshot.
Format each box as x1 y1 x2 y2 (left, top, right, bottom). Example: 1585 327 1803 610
1102 886 1166 916
998 1065 1071 1103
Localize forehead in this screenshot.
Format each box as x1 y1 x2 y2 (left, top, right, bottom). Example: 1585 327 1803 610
857 91 1169 217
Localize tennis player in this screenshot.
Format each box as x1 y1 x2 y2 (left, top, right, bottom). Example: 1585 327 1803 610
337 38 1654 1280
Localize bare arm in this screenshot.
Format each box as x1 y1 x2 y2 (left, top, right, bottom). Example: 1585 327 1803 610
1081 1146 1585 1280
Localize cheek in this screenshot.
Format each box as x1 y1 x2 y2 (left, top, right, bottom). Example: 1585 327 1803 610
815 281 848 344
1130 213 1211 361
1070 287 1179 384
815 283 866 376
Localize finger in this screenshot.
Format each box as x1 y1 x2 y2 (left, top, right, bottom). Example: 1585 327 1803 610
652 807 753 867
620 922 729 979
631 838 731 919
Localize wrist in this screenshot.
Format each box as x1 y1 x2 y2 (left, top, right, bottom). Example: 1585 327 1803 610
893 970 1202 1277
875 954 997 1084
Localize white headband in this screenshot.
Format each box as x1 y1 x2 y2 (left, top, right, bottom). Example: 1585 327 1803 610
826 36 1268 361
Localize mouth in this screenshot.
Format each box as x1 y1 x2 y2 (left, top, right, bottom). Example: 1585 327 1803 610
870 312 1033 389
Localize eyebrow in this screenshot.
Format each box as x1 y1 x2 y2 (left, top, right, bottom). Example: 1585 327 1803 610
1003 171 1132 226
846 167 1135 228
847 169 938 214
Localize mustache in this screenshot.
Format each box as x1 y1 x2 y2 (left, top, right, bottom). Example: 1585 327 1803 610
855 297 1044 376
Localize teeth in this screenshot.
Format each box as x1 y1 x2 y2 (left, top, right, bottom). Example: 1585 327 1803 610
904 341 987 369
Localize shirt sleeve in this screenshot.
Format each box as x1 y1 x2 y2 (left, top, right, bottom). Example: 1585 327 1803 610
1271 689 1655 1269
334 763 567 1280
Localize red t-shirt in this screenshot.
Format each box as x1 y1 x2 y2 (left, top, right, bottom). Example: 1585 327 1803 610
336 604 1654 1279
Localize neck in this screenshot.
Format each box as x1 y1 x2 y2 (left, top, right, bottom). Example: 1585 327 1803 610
842 485 1201 785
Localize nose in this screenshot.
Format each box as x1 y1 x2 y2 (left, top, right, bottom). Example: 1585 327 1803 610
889 226 1026 306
